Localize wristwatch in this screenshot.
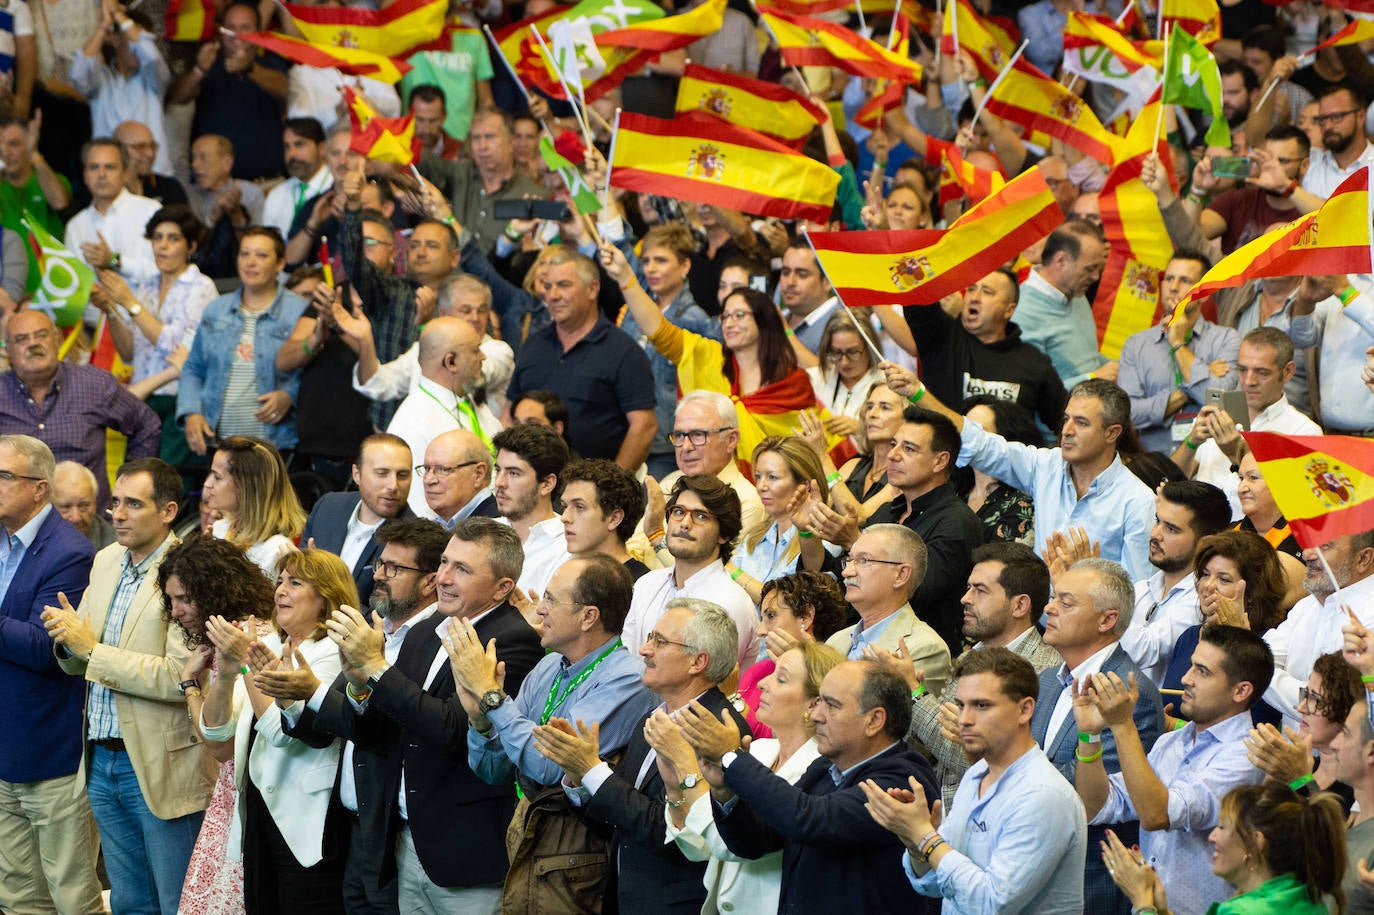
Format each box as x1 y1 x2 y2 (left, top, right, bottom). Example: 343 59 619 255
479 688 506 714
678 773 703 791
125 302 143 318
178 678 200 695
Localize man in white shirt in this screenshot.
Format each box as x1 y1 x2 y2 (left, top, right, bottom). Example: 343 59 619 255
1264 528 1374 725
491 423 571 603
420 430 497 527
623 474 759 667
1301 84 1374 200
1121 481 1233 685
64 138 159 297
1172 327 1320 517
261 117 330 239
386 317 497 517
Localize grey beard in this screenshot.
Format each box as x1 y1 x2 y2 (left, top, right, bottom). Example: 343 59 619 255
371 593 419 623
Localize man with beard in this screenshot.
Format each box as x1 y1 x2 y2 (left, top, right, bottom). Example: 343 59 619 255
1302 83 1374 199
1120 482 1233 686
1219 61 1258 142
260 117 330 239
386 318 498 517
778 239 839 355
491 423 571 602
266 517 451 915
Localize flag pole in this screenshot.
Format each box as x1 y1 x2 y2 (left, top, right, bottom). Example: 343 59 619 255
1152 27 1170 144
801 230 887 366
602 108 621 217
969 40 1027 134
854 0 867 35
934 0 943 67
753 6 812 95
530 24 597 157
1317 545 1346 610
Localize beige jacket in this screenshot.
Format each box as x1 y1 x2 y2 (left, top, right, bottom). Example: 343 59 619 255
827 603 953 698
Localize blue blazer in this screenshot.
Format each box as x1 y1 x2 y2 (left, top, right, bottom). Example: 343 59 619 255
301 492 414 607
0 509 94 782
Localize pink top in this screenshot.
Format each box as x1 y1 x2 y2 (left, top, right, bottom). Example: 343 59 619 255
738 658 775 740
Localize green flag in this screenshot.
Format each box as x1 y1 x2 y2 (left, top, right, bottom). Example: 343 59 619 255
540 135 603 215
21 214 91 327
1162 24 1230 148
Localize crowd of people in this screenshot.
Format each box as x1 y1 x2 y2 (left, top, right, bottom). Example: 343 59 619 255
1 0 1374 912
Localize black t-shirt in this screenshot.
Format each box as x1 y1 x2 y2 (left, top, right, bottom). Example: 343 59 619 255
191 54 289 180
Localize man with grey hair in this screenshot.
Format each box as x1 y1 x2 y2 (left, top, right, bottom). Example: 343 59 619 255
420 430 498 526
0 434 103 914
52 461 115 550
649 390 764 536
827 524 952 698
1031 556 1165 915
532 597 749 915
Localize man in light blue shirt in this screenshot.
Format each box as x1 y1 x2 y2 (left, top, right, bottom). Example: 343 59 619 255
891 369 1156 581
864 646 1087 914
1073 624 1271 915
1015 220 1113 388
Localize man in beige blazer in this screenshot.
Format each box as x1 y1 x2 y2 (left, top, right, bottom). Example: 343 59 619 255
827 523 953 698
44 458 214 915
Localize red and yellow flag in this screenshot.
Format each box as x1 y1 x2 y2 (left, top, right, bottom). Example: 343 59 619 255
854 12 911 131
674 63 825 148
165 0 214 41
590 0 726 99
346 88 420 166
281 0 446 58
608 112 840 224
237 32 410 82
759 5 923 83
806 165 1061 306
982 57 1121 164
1062 12 1161 72
758 0 916 14
1302 18 1374 60
1162 0 1221 44
941 145 1005 206
1174 167 1373 317
940 0 1018 81
1242 432 1374 548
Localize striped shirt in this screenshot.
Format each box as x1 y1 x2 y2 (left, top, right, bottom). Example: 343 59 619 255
87 540 167 740
217 310 266 438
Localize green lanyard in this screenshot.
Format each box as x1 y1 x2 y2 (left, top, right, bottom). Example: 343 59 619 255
420 383 493 451
1168 332 1192 388
539 639 622 725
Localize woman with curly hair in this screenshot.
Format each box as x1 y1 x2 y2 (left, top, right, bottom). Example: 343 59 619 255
736 571 849 739
201 435 304 578
161 535 276 915
201 549 355 914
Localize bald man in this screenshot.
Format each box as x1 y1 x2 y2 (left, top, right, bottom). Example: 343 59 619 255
52 461 116 549
386 317 499 515
419 429 498 524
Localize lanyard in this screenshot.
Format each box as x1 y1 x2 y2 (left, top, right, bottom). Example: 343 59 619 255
456 396 493 451
1168 331 1192 388
539 639 622 725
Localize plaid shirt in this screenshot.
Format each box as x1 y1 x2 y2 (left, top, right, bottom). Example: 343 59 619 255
87 540 167 741
340 207 419 429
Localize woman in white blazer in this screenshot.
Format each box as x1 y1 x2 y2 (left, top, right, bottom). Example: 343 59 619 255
202 548 351 914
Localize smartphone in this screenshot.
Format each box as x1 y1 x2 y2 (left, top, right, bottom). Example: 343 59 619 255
1206 388 1250 429
493 198 572 222
1210 156 1253 180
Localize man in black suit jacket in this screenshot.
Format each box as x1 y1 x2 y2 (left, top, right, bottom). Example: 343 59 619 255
533 597 751 915
301 434 414 605
325 518 543 913
689 659 940 915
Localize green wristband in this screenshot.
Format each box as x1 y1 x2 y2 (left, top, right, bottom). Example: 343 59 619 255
1288 772 1315 791
1184 437 1200 450
907 386 926 404
1078 731 1101 744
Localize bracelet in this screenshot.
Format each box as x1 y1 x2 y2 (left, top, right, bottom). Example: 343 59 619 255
439 215 456 227
1075 745 1103 764
1339 286 1360 306
730 567 744 582
647 528 665 543
666 794 689 809
1288 772 1316 791
797 530 814 538
1278 178 1299 199
916 829 940 852
969 78 988 88
907 385 926 404
619 279 635 291
1185 191 1210 206
346 683 372 702
302 339 313 356
1132 908 1159 915
1183 436 1199 450
1362 674 1374 684
118 17 134 31
911 683 926 699
825 471 841 485
785 327 795 338
1078 731 1101 744
183 686 202 700
920 835 947 858
1173 718 1187 731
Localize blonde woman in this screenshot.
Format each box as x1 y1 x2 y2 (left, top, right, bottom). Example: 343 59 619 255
202 436 305 577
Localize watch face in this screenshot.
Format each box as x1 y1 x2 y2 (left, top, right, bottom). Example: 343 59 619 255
480 690 503 711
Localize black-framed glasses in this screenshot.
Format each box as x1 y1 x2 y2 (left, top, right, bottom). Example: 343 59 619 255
667 505 716 525
839 553 905 571
1314 109 1360 125
0 468 44 484
826 347 866 363
668 428 732 447
415 461 481 478
645 631 696 651
367 559 428 579
1298 686 1327 712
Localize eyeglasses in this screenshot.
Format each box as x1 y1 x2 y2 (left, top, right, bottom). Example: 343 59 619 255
415 461 481 478
1314 109 1360 125
668 428 732 447
667 505 716 525
645 631 696 651
0 468 44 484
362 237 394 248
367 559 428 579
839 553 906 571
825 347 867 363
1298 686 1327 712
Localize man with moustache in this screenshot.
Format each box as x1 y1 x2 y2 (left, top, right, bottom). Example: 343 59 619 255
418 431 498 529
1301 84 1374 200
267 517 450 915
301 434 414 606
261 118 330 239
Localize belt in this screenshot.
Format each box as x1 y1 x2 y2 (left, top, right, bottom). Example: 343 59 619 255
93 738 127 752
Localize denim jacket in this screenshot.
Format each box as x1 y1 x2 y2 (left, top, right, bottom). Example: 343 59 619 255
176 285 309 450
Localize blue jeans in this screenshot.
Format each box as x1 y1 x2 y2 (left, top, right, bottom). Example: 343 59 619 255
87 744 205 915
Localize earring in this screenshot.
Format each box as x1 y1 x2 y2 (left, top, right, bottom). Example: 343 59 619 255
802 709 812 723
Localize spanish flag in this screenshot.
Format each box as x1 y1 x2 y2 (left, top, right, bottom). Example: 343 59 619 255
281 0 446 58
1162 0 1221 45
942 145 1004 206
346 87 420 166
608 111 840 224
165 0 214 41
237 32 411 83
1301 18 1374 61
674 63 825 149
1242 432 1374 548
940 0 1018 82
806 165 1061 306
1173 167 1373 318
583 0 727 100
760 0 917 14
759 6 923 83
1062 12 1161 72
982 57 1121 165
853 12 910 131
